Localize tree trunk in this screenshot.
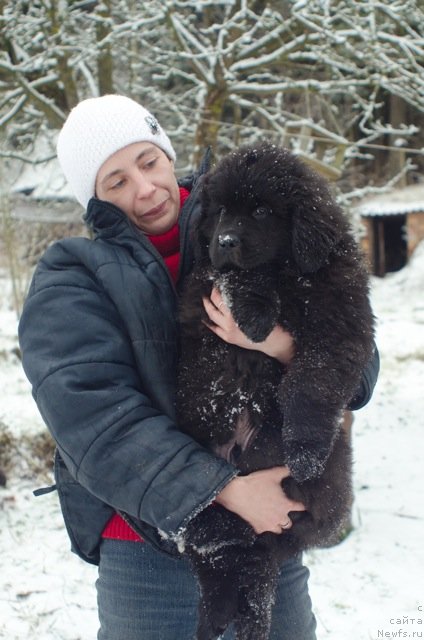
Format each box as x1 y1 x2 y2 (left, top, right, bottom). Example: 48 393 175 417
96 1 114 96
388 94 407 187
193 85 227 164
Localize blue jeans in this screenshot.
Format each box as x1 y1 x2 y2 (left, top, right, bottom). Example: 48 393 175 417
96 539 317 640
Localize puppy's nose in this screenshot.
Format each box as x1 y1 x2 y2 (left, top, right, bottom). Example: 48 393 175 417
218 233 240 249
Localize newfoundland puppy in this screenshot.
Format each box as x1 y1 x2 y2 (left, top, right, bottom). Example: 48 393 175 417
176 143 375 640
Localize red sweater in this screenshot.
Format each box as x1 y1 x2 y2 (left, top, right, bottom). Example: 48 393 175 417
102 186 189 542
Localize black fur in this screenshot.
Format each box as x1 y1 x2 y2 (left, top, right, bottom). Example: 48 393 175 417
176 144 375 640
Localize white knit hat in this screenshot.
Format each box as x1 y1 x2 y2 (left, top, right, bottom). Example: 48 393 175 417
56 95 176 208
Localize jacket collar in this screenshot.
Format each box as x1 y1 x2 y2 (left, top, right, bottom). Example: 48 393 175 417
83 198 129 236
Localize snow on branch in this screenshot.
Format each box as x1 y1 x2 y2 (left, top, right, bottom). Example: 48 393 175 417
340 158 417 207
0 95 27 128
229 34 310 73
168 12 214 84
232 78 371 95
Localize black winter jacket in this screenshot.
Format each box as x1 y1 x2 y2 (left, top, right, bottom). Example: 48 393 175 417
19 159 379 565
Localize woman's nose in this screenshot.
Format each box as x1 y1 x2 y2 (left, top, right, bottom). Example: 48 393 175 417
135 173 155 199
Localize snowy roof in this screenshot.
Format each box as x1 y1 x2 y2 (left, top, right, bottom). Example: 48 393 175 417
358 183 424 217
9 130 76 203
12 194 83 224
7 130 84 222
11 157 75 202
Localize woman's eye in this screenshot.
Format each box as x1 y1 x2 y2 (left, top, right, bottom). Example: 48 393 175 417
142 158 158 170
110 179 125 190
253 206 269 219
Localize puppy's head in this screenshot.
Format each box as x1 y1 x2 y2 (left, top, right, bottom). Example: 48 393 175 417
198 144 345 273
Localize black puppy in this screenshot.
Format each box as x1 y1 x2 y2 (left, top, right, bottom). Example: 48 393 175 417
176 143 375 640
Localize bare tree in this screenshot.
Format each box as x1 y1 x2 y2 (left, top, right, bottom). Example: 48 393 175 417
0 0 162 158
142 0 424 175
0 0 423 192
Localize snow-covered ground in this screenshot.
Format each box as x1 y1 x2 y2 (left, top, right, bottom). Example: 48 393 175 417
0 244 423 640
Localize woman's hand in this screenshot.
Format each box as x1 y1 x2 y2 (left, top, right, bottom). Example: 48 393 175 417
203 287 295 365
215 467 305 534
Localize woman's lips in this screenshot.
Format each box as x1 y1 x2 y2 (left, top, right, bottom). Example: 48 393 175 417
142 199 168 218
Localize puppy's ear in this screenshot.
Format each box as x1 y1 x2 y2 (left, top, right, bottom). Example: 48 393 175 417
292 201 341 273
191 174 212 264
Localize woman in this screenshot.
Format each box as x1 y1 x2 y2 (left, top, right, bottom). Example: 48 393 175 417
19 95 379 639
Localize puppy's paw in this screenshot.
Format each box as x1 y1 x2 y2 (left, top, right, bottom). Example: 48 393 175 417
237 313 276 343
228 285 280 343
285 441 330 482
197 582 239 640
197 609 231 640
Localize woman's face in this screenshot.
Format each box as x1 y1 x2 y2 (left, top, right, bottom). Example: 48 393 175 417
95 141 180 235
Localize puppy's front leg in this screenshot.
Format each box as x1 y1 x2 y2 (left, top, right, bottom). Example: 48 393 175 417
233 291 281 343
218 272 281 343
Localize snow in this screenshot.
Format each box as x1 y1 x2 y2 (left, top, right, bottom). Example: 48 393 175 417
1 242 423 639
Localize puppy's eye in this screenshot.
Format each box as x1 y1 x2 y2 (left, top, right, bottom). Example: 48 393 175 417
252 206 269 219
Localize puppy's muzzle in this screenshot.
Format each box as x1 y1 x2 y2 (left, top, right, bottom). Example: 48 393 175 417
218 233 241 250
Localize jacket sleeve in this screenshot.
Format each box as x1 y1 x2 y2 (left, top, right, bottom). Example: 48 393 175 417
18 245 237 536
347 342 380 411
